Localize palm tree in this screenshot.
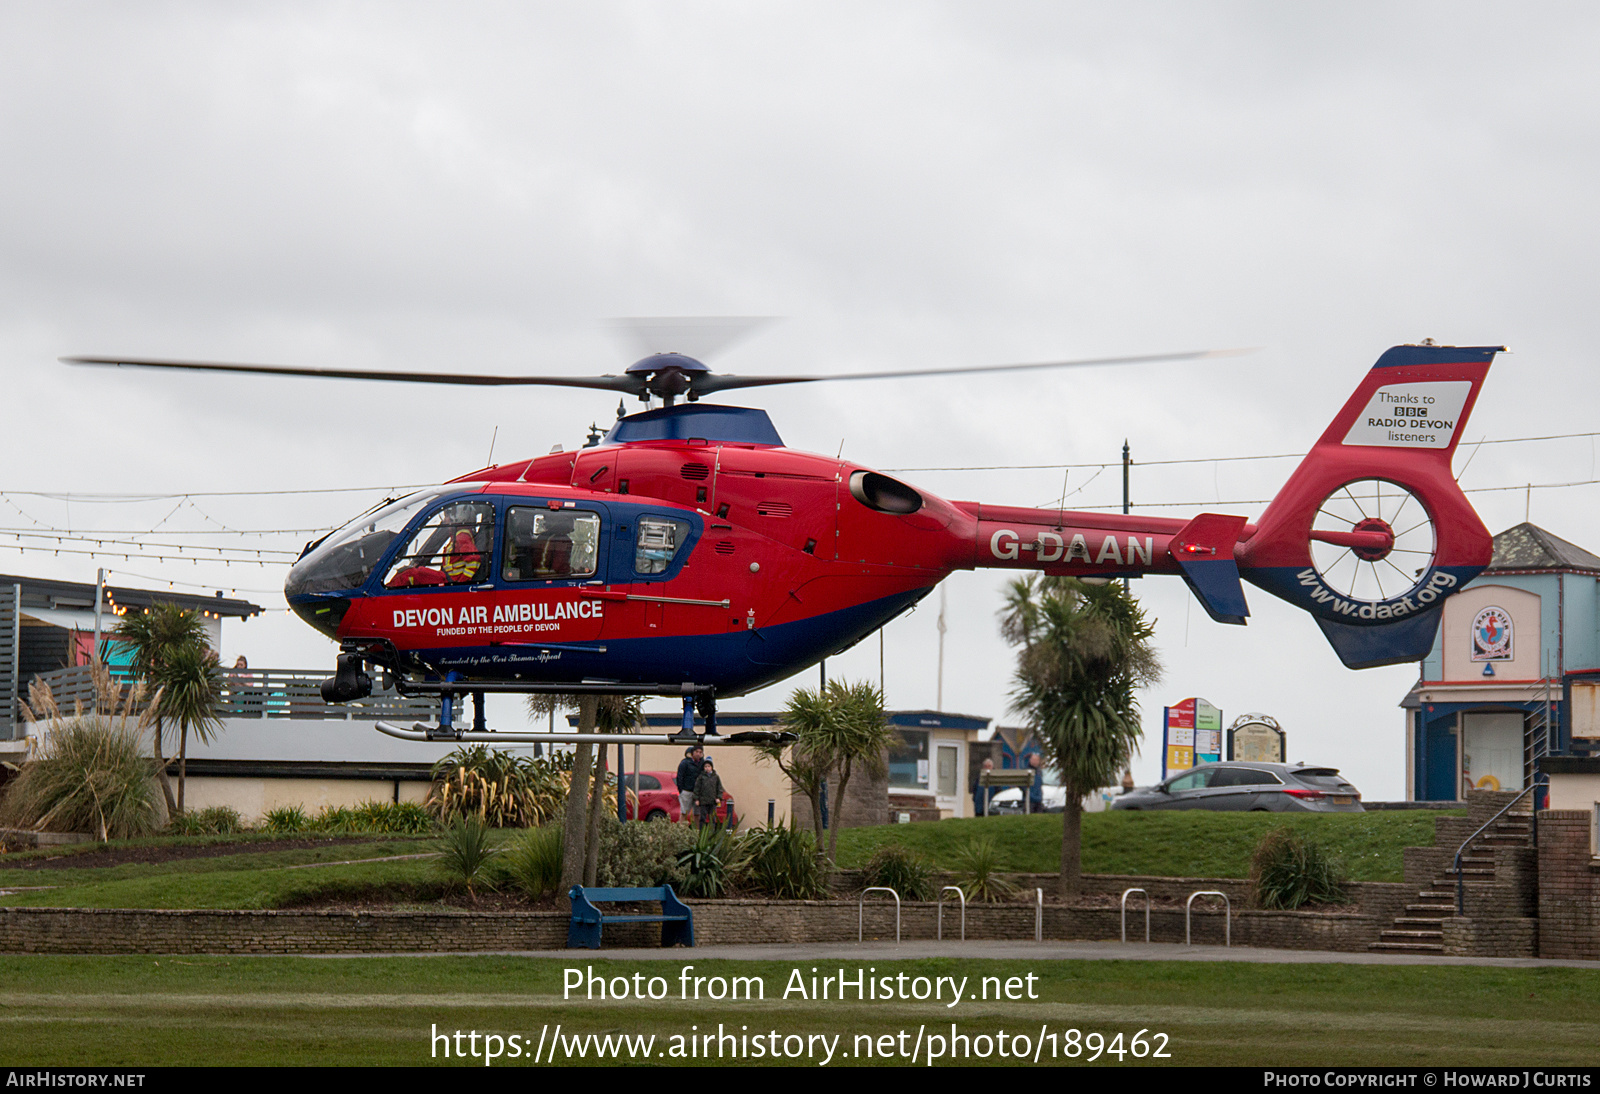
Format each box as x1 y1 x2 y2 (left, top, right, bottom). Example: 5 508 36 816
160 642 223 814
1000 575 1162 897
113 602 210 816
526 693 643 900
774 679 894 867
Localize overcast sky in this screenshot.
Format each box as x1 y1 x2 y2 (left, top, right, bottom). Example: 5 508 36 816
4 2 1599 798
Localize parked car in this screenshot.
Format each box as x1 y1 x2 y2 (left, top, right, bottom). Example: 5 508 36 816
615 770 737 826
1110 762 1364 813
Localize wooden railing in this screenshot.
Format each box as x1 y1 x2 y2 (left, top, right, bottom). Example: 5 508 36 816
24 664 439 723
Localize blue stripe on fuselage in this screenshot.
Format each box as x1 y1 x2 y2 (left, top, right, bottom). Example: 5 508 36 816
418 585 934 696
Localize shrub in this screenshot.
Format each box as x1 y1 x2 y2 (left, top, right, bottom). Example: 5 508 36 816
311 805 360 833
353 800 434 834
951 836 1019 903
168 805 245 835
597 814 691 889
260 805 311 834
502 824 566 899
427 745 568 827
0 675 161 841
732 820 827 899
675 822 733 897
1251 828 1349 909
266 800 434 835
436 814 500 894
861 843 934 901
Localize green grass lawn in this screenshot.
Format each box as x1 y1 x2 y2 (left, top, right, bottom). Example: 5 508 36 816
834 809 1454 882
0 837 444 909
0 954 1592 1067
0 811 1452 911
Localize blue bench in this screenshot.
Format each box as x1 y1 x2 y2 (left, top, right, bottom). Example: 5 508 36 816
567 885 695 949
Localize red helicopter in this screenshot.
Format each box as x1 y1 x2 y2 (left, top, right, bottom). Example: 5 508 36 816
67 341 1501 745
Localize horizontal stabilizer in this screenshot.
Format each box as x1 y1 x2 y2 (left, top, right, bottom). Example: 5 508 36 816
1171 513 1250 625
1315 607 1444 669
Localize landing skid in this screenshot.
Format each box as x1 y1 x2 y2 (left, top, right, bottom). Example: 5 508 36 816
373 721 795 747
365 676 782 746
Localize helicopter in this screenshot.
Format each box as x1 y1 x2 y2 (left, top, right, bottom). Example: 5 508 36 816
66 340 1502 746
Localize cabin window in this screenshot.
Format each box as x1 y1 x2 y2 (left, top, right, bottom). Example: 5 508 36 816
503 508 601 581
635 516 690 575
383 501 497 589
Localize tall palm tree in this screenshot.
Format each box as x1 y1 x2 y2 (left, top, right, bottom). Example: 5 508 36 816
1001 575 1162 897
775 679 894 866
160 642 223 814
113 603 209 816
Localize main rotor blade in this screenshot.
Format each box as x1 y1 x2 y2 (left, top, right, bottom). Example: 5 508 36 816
62 355 644 394
691 347 1254 395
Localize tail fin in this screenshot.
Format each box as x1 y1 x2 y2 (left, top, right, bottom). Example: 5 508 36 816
1235 344 1502 668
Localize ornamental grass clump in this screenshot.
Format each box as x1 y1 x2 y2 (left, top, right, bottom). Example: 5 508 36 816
0 666 161 841
1250 827 1349 910
675 822 733 897
952 836 1020 903
732 820 827 899
503 824 566 899
260 805 310 833
436 814 500 896
168 805 245 835
861 843 934 901
427 745 570 827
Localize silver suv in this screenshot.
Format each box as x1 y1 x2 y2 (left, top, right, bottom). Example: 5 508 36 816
1110 762 1363 813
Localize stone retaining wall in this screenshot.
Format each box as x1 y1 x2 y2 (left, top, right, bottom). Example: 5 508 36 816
0 891 1403 955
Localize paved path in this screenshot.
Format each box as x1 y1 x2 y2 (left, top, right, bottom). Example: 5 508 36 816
314 939 1600 969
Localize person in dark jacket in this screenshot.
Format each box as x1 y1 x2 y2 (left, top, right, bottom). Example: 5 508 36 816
675 745 705 822
693 759 725 826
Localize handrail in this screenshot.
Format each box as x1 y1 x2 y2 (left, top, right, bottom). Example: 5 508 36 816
1120 887 1150 944
937 886 966 942
1185 890 1230 947
1455 782 1537 916
858 886 901 943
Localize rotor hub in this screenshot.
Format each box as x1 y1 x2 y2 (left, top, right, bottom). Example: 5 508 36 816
1350 517 1395 561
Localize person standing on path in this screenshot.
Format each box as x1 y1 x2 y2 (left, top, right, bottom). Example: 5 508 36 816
676 745 705 822
693 758 725 827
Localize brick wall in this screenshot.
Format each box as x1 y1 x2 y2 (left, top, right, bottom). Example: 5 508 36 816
1537 809 1600 960
1442 917 1537 957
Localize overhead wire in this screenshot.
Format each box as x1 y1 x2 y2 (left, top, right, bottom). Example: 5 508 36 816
887 429 1600 473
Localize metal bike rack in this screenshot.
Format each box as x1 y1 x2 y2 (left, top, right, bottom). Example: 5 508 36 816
937 886 967 941
1121 888 1150 943
1185 890 1231 947
859 887 901 943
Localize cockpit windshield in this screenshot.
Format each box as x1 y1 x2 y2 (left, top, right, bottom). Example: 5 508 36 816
284 487 457 596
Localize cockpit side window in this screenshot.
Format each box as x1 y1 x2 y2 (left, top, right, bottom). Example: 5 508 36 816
383 501 497 589
635 516 690 575
503 508 600 581
284 487 453 596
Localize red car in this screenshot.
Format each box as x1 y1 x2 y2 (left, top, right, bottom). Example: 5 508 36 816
618 770 737 826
